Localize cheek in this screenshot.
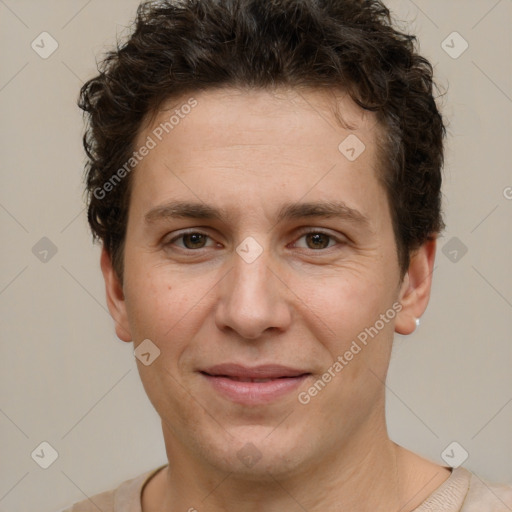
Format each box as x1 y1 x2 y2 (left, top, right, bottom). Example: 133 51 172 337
291 268 397 391
295 271 388 335
123 263 175 342
124 263 214 363
124 272 202 416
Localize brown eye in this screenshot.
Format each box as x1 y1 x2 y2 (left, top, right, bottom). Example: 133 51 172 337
165 231 215 250
293 230 340 251
304 232 331 250
181 233 208 249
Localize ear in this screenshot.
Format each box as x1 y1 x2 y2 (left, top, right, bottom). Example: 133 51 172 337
395 238 437 335
100 246 132 342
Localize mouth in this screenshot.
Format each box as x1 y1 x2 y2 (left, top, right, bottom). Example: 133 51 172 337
206 376 292 383
199 364 311 405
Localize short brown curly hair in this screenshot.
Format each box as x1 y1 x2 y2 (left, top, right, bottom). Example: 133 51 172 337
79 0 446 284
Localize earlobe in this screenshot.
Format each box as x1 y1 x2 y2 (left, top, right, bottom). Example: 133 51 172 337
395 238 437 336
100 246 132 342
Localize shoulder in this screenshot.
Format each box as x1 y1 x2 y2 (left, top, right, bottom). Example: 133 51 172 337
59 465 167 512
60 488 114 512
461 471 512 512
412 466 512 512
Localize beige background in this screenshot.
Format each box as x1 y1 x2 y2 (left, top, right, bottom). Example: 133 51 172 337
0 1 511 511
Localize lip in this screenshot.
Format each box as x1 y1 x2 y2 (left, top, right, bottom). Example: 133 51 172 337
200 364 311 405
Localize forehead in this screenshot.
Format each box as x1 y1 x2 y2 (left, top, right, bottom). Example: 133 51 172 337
140 86 381 150
130 86 387 223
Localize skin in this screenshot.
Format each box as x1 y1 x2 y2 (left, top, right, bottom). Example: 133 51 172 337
101 87 451 511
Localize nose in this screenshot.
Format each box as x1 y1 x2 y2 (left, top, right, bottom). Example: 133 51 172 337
214 244 292 340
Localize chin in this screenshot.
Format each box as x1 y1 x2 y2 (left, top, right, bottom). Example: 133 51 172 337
196 428 312 480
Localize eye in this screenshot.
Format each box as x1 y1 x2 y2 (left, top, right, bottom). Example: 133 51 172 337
165 231 216 250
292 230 343 250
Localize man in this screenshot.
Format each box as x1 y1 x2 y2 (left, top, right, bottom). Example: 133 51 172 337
66 0 512 510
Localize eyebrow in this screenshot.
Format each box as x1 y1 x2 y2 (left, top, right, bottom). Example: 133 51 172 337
144 199 370 227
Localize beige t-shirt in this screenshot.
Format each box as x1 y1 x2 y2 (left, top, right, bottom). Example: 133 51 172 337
62 465 512 512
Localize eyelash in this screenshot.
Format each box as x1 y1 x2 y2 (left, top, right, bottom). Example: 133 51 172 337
164 228 345 252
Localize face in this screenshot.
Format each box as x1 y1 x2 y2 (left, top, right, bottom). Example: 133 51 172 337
103 87 431 478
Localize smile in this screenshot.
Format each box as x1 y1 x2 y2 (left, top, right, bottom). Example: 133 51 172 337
200 364 311 405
